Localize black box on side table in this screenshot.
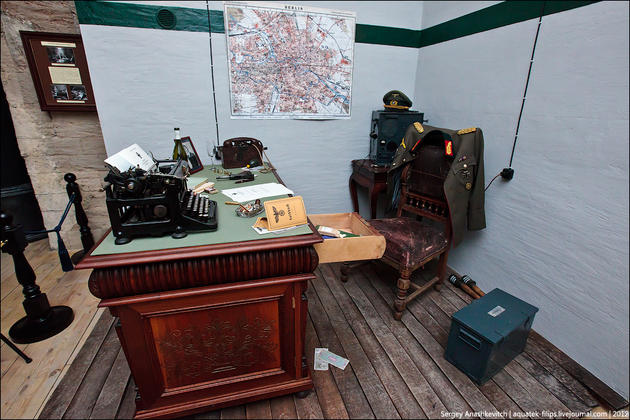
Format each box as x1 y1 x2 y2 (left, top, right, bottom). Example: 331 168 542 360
369 110 424 166
445 288 539 384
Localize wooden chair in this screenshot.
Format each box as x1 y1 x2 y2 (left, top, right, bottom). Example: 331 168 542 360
367 137 453 320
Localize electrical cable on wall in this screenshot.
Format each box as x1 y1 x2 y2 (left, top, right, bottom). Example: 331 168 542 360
487 1 546 191
485 172 501 191
206 0 221 158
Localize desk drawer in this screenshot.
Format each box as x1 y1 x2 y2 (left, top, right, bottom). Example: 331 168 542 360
308 213 385 264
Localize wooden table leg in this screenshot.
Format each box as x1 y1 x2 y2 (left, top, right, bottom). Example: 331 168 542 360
349 175 359 213
368 186 378 220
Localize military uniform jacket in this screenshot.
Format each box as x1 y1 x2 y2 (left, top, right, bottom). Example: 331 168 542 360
390 123 486 247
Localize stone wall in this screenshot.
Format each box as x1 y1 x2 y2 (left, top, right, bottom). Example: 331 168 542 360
1 1 109 250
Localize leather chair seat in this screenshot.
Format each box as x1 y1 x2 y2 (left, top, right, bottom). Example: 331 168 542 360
369 218 449 268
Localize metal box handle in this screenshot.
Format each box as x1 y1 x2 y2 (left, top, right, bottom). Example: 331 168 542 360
458 329 482 350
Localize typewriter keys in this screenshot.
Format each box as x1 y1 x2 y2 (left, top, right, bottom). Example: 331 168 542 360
181 190 217 224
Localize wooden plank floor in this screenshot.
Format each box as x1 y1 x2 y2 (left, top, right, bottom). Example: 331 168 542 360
36 260 628 419
1 239 103 419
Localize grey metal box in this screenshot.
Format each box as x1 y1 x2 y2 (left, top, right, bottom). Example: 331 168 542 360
445 288 539 384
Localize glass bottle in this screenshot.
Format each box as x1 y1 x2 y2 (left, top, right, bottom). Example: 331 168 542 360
172 127 187 161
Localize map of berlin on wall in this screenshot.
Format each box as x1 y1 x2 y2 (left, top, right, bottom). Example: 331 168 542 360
225 1 356 119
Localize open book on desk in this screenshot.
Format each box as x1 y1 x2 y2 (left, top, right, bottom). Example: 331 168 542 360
104 143 156 173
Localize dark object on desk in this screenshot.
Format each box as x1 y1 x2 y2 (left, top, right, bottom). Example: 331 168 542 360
445 288 538 385
172 132 204 174
0 211 74 344
235 199 263 217
390 123 486 248
216 170 254 181
103 161 217 244
349 159 390 220
220 137 265 169
180 136 204 174
370 110 424 166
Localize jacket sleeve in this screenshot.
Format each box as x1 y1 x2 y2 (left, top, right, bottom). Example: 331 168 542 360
468 128 486 230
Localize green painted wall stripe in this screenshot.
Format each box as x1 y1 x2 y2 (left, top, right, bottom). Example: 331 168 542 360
75 1 600 48
355 24 420 48
75 1 224 33
419 1 600 48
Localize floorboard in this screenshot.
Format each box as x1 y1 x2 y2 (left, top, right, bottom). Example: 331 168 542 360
312 267 400 419
269 395 297 419
1 244 100 419
15 258 624 420
341 268 447 419
318 264 426 419
90 347 132 419
38 310 115 419
306 286 373 418
355 268 473 414
115 377 137 419
62 323 121 419
245 399 272 419
299 315 337 420
361 264 501 416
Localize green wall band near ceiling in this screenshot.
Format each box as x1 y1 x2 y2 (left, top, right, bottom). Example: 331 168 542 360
75 1 600 49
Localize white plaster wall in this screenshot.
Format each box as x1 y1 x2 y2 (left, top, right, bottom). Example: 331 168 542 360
420 1 499 29
80 1 423 214
416 1 629 399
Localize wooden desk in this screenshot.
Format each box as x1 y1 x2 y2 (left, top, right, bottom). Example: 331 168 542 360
76 168 321 419
349 159 390 220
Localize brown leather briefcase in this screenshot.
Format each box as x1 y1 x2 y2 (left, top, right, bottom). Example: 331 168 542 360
220 137 265 169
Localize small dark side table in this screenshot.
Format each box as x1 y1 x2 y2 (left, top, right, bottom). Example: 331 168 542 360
349 159 390 220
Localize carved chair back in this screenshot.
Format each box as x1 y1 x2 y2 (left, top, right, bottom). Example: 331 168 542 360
397 134 452 240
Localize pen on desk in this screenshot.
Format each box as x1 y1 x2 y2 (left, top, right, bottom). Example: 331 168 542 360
225 201 248 212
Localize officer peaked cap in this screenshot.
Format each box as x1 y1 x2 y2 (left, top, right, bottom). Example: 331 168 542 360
383 90 412 109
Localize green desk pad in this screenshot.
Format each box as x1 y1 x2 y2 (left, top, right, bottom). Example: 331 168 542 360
92 166 313 256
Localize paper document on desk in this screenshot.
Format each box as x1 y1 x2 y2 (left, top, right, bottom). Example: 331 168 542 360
222 182 293 202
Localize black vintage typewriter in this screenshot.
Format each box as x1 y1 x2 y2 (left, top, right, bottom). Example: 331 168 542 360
104 159 217 245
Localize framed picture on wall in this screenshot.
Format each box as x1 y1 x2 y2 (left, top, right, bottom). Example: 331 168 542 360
180 137 203 174
20 31 96 111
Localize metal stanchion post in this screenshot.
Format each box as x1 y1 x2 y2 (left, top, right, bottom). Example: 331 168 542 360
64 173 94 264
0 210 74 344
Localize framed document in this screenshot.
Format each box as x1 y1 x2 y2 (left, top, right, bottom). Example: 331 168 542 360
180 137 203 174
20 31 96 111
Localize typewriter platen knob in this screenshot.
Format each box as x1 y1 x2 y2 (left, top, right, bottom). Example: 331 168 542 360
153 204 168 218
126 180 138 192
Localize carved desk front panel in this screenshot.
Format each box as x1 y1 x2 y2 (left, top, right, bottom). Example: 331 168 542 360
103 274 312 419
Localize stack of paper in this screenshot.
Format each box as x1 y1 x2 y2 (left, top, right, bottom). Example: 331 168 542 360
222 182 293 202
